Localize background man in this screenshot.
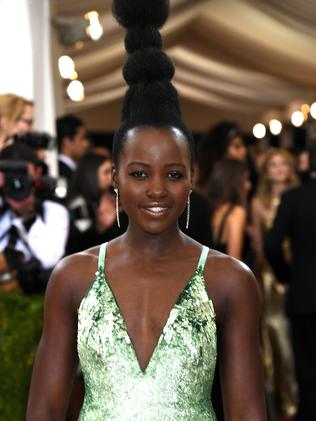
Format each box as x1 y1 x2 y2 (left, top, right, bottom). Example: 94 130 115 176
265 143 316 421
56 114 90 188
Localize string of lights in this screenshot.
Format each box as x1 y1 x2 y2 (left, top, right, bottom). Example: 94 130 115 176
57 10 103 102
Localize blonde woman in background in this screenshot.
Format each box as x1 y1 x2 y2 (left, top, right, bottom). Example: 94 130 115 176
251 148 299 419
0 93 34 151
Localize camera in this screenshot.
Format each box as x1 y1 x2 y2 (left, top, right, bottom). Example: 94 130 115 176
0 160 57 201
13 132 53 150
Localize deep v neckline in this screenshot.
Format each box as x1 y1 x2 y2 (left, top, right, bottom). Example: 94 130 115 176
100 242 208 375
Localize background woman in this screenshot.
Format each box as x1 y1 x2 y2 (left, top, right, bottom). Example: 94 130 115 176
206 158 251 260
0 93 34 151
251 148 299 419
66 153 122 254
195 121 247 193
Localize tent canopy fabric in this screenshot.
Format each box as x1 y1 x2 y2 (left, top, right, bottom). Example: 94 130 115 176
51 0 316 131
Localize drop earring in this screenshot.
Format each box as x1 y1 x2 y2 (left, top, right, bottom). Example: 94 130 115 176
186 190 192 229
114 188 120 228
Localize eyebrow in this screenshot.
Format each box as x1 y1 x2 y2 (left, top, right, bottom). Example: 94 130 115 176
127 161 186 168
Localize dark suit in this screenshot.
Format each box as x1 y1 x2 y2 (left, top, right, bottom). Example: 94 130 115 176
265 179 316 421
58 159 74 184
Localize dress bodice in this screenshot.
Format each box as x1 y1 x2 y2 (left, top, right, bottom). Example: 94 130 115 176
77 243 217 420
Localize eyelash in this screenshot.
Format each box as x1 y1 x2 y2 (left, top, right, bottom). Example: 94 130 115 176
128 170 184 180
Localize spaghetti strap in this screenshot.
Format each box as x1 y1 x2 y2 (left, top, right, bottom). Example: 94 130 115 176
214 204 235 244
196 245 209 273
98 242 107 271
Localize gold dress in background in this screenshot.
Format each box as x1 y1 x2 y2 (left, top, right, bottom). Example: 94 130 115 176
260 207 297 417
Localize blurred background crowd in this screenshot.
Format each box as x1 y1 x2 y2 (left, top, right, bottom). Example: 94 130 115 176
1 1 316 421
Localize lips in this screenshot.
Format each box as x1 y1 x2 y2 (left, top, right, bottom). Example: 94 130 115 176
141 204 171 217
146 206 169 213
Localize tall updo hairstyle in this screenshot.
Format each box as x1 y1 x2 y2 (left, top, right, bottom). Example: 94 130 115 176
112 0 195 168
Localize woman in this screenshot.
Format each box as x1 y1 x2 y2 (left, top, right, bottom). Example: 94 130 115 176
206 158 251 260
195 121 247 192
251 148 299 418
0 93 34 151
27 1 266 419
66 153 120 254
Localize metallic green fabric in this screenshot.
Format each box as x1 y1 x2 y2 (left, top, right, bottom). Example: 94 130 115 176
77 243 217 420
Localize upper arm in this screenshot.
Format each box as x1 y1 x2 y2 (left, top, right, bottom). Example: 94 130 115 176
206 257 266 420
26 258 79 420
227 206 246 260
251 197 263 254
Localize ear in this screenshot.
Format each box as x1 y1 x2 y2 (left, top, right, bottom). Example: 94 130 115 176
112 166 118 189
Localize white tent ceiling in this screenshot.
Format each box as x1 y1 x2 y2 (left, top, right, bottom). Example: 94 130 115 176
51 0 316 132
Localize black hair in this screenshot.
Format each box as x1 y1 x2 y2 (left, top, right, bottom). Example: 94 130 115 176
196 121 243 189
205 158 247 214
0 142 38 165
112 0 194 167
56 114 84 151
68 153 110 204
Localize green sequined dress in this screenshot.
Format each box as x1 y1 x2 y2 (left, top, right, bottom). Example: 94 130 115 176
77 242 217 420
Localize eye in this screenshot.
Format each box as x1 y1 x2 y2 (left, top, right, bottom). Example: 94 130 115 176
128 169 148 179
167 171 184 180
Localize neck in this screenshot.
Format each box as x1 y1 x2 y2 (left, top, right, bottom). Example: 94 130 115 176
123 222 186 257
270 181 286 198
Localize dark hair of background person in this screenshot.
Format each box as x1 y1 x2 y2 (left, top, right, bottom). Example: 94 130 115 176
56 114 84 151
196 121 242 189
0 141 38 164
309 141 316 173
111 0 195 168
205 158 248 214
67 153 111 204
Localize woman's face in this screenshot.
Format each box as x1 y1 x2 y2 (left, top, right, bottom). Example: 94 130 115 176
114 127 192 235
266 154 290 183
98 160 112 191
226 136 247 161
13 104 34 136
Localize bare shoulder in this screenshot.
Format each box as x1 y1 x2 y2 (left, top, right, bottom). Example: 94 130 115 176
203 249 261 323
229 205 246 219
46 245 101 312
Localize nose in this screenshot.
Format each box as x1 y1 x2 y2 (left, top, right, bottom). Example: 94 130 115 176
146 174 167 199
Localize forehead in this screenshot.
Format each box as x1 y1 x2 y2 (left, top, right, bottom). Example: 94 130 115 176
269 153 287 163
229 135 244 145
23 104 33 114
121 127 190 164
75 126 86 137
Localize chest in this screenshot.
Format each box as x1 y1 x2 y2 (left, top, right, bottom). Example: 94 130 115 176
78 270 216 375
104 265 194 337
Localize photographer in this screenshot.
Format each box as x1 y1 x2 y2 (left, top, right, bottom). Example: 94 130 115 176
0 143 69 293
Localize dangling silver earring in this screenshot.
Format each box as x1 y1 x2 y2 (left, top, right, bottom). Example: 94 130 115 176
186 190 192 229
114 188 120 228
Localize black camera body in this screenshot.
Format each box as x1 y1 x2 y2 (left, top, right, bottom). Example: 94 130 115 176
0 160 57 201
13 132 53 150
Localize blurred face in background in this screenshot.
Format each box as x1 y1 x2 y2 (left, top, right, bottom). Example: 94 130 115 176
13 104 34 136
226 136 247 161
266 153 290 184
71 126 91 161
98 159 112 191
